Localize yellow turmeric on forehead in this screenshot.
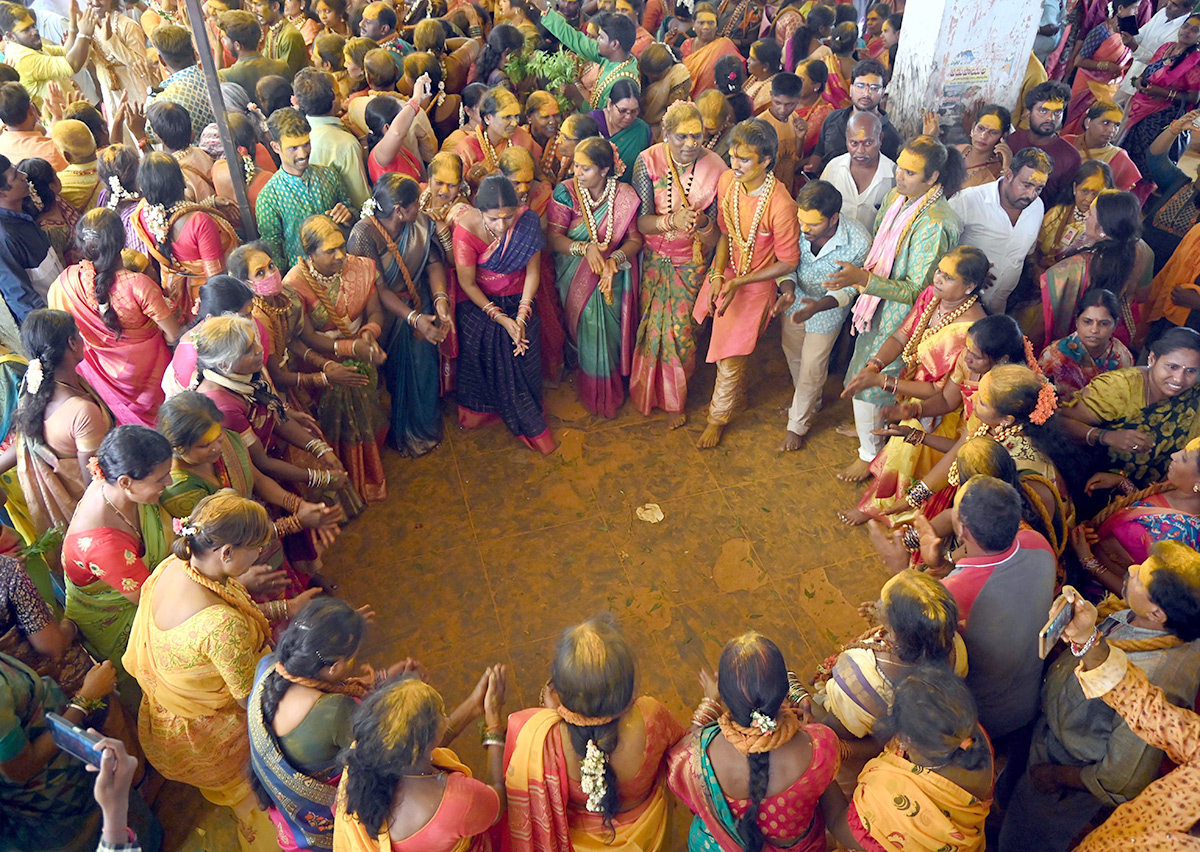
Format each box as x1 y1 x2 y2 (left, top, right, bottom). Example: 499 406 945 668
376 679 445 753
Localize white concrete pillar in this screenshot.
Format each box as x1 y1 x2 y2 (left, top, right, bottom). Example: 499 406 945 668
888 0 1043 140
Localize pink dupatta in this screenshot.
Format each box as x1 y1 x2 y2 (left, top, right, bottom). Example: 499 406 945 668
850 189 937 334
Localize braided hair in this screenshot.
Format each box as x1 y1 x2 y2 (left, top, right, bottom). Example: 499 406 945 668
74 208 126 337
15 309 79 446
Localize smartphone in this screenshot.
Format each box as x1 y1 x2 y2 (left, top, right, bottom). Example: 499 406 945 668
1118 15 1140 35
1039 596 1074 659
45 712 103 767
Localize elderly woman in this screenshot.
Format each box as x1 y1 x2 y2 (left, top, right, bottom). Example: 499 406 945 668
629 101 725 428
131 153 237 323
591 80 652 182
457 87 544 191
284 215 389 505
348 174 451 457
547 137 644 418
124 490 319 852
454 175 554 453
334 668 508 851
504 615 684 852
47 209 180 428
669 632 843 852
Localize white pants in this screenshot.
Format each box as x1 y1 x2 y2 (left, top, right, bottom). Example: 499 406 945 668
780 319 839 436
853 397 884 463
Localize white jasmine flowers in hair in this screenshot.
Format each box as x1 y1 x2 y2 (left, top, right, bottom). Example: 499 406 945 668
24 357 43 395
750 709 777 734
580 739 608 813
106 175 137 209
144 203 169 244
361 197 378 218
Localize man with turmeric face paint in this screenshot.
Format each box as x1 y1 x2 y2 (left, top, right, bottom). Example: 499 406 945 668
824 135 961 483
1007 80 1082 205
692 118 801 449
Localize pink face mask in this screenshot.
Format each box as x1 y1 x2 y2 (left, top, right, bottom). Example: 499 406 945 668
252 268 283 297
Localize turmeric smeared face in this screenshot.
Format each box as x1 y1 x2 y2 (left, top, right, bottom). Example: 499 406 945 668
970 113 1004 150
729 143 768 187
1074 171 1106 212
486 101 522 139
573 148 607 189
429 162 462 204
797 206 835 243
507 163 535 202
277 133 312 173
695 11 718 40
665 117 704 165
894 149 932 198
1086 109 1124 146
1030 98 1065 135
932 254 973 302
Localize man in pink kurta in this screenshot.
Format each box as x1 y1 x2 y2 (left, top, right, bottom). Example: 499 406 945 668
693 118 800 448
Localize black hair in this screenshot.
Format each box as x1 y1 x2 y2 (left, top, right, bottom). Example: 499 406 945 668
716 633 787 852
904 135 966 197
976 103 1012 135
597 11 636 51
800 57 828 91
728 117 779 168
371 172 421 216
15 309 78 445
146 100 194 152
74 209 126 336
771 72 803 99
946 245 994 296
956 474 1022 552
1150 326 1200 360
607 77 641 105
1146 548 1200 642
259 598 365 727
267 107 310 143
750 39 782 73
1072 158 1114 190
256 76 294 118
1025 79 1071 111
97 144 140 206
293 67 336 116
1169 14 1200 70
1076 286 1121 321
829 21 858 54
967 314 1025 365
0 65 18 85
366 2 397 30
193 275 254 328
17 157 57 218
575 136 615 175
225 112 259 156
62 101 109 150
461 82 488 111
157 390 225 451
474 174 519 210
956 436 1059 549
786 6 834 71
886 11 902 30
876 665 990 772
474 24 524 86
227 240 274 282
796 179 842 219
851 57 887 83
94 425 173 482
220 9 263 49
1080 190 1142 297
403 52 444 92
985 364 1086 494
551 615 635 832
881 571 958 665
138 152 188 210
834 2 857 23
0 81 30 126
562 112 601 141
715 56 752 121
364 94 403 150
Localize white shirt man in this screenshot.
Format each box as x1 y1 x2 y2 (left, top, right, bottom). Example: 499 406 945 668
820 151 896 234
1116 0 1192 104
950 155 1048 313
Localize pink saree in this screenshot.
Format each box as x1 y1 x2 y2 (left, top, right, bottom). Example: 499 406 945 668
1063 26 1130 135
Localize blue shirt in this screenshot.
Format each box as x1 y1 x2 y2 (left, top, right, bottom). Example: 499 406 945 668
784 215 872 335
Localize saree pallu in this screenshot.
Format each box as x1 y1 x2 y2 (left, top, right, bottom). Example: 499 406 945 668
683 38 743 98
502 707 670 852
1063 26 1129 134
717 0 761 50
822 54 853 110
849 747 991 852
249 654 339 851
1121 47 1200 170
16 435 88 544
643 65 693 131
1040 252 1147 348
0 621 93 697
1093 494 1200 566
549 181 641 418
1038 332 1134 397
284 256 388 505
796 99 834 158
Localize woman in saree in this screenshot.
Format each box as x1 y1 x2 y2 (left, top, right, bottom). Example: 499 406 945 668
1063 103 1142 190
504 615 684 852
454 175 555 454
547 137 644 418
827 666 993 852
783 6 834 72
743 39 781 115
821 23 858 110
131 153 238 323
1061 326 1200 487
1039 287 1134 397
683 4 743 98
163 275 260 396
456 87 544 192
630 101 725 428
1039 189 1154 351
950 105 1013 190
158 391 342 593
422 152 476 394
1062 0 1137 135
348 174 451 457
96 144 150 261
88 0 159 148
363 83 427 186
1029 160 1112 281
667 631 843 852
1118 12 1200 173
47 209 181 428
810 571 966 788
592 79 653 183
9 310 111 564
641 44 693 139
285 215 389 505
334 668 508 852
61 425 173 708
18 158 78 270
794 59 834 160
122 490 319 852
837 246 991 526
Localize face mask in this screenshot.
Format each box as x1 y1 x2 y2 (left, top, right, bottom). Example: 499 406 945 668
252 268 283 297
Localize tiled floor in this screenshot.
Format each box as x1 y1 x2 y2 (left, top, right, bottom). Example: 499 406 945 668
158 323 891 851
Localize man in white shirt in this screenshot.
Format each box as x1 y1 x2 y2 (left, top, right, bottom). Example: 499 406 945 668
1116 0 1192 106
819 110 896 234
950 147 1050 313
950 147 1046 314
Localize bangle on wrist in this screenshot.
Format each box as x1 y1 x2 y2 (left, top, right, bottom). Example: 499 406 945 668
1070 628 1100 657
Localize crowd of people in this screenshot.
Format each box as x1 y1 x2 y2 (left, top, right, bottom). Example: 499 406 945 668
5 0 1200 850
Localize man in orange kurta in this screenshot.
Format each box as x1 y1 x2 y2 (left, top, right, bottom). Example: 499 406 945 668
693 119 801 448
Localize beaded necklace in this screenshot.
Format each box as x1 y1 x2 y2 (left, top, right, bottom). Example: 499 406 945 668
576 176 617 248
725 173 775 276
301 260 355 338
590 59 639 109
476 124 502 170
539 134 560 178
900 295 979 368
664 150 704 265
253 295 291 359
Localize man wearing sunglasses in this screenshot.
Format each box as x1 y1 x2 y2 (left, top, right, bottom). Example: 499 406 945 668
805 58 902 175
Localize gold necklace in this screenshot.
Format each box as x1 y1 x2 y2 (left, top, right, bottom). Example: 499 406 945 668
476 125 501 170
900 295 978 367
726 173 775 276
101 488 141 540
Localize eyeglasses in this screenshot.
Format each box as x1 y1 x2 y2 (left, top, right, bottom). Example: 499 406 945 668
852 82 884 93
613 106 639 118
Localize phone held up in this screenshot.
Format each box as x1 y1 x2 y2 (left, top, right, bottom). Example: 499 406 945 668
46 712 103 767
1039 595 1074 659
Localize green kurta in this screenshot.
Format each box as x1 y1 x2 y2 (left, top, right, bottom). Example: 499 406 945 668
541 10 641 109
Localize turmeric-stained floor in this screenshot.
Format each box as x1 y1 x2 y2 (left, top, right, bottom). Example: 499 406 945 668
158 323 889 851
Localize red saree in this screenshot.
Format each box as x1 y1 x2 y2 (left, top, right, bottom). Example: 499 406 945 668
682 38 743 98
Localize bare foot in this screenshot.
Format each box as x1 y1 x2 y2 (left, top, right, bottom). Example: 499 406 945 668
780 430 805 452
837 508 870 526
836 458 873 482
834 421 857 438
667 412 687 430
696 422 725 449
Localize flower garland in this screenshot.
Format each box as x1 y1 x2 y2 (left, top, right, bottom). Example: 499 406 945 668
663 150 703 266
580 740 608 813
106 175 138 210
900 295 979 368
143 201 186 245
476 124 501 171
590 58 639 109
576 175 617 248
23 357 44 395
725 173 775 277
